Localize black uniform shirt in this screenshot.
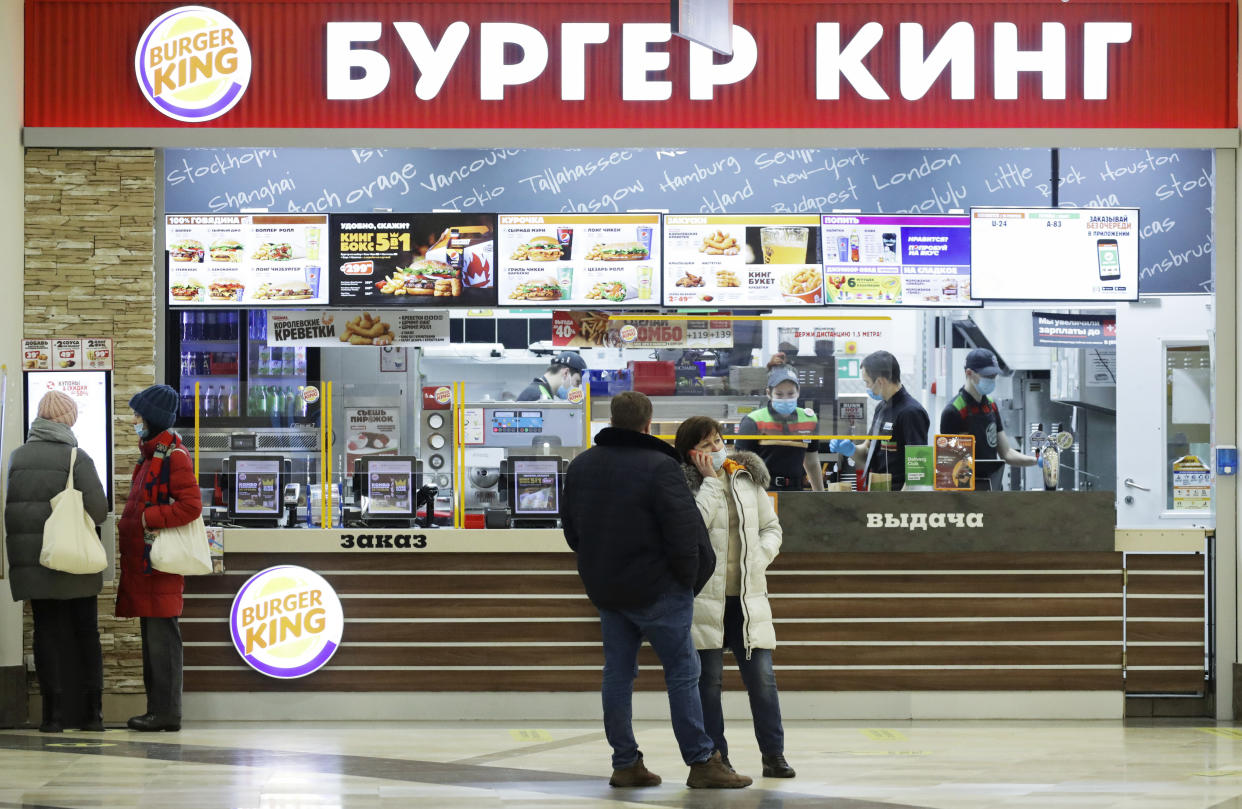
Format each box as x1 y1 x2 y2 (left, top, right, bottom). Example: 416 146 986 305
863 386 930 491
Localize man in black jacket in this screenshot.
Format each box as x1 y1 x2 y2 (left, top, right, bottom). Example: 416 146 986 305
562 391 751 790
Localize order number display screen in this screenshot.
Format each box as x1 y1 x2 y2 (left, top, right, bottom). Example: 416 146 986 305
969 207 1139 301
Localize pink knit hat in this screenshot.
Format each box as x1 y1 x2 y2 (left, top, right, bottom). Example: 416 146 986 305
37 390 78 426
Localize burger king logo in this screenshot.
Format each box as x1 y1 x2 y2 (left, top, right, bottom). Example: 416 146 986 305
619 324 639 343
301 385 320 404
230 566 343 679
567 387 585 404
434 386 453 405
134 6 251 123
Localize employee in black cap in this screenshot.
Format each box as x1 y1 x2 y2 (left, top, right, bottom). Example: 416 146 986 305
939 348 1038 491
734 366 824 491
518 352 588 402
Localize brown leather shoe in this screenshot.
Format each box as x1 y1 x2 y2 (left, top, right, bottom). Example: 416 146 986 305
687 751 753 789
609 757 662 787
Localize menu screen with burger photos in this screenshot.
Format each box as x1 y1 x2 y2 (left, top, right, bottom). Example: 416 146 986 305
663 215 823 307
166 214 329 306
233 459 281 515
820 214 978 307
329 213 497 307
497 214 661 307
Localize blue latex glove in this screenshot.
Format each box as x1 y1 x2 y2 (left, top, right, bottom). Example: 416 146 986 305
829 439 856 457
1037 456 1044 469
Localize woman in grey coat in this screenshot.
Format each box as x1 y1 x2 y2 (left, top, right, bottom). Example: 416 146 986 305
6 391 109 732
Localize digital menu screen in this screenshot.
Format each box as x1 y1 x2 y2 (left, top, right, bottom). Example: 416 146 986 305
166 214 329 306
663 215 822 306
498 214 660 307
233 459 281 515
25 370 113 507
970 207 1140 301
819 214 978 307
365 459 414 515
329 213 497 307
513 459 560 515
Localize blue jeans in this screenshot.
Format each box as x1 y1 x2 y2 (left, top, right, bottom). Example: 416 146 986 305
598 589 715 769
698 596 785 757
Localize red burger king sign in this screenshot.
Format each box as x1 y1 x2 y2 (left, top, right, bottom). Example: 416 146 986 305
134 5 251 122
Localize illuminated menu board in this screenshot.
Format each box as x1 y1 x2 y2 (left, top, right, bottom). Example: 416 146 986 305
166 214 329 306
820 214 978 307
970 207 1139 301
663 215 823 307
497 214 661 307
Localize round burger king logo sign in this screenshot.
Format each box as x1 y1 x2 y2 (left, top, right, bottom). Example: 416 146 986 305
135 6 251 122
230 566 343 679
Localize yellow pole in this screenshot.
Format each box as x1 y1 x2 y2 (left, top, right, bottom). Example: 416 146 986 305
583 383 591 448
319 383 326 529
454 383 463 528
193 382 200 480
326 381 333 528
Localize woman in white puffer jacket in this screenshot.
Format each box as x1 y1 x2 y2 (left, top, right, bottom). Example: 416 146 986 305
675 416 795 779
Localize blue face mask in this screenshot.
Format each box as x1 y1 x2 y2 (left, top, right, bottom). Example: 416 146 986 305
710 448 728 471
771 398 798 416
133 422 146 437
975 376 997 396
556 385 569 400
867 388 884 401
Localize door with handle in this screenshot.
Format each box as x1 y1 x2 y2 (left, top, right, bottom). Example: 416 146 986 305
1115 297 1214 529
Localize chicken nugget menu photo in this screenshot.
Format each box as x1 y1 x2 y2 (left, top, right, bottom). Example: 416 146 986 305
497 214 661 307
329 213 497 307
165 214 329 306
663 215 823 307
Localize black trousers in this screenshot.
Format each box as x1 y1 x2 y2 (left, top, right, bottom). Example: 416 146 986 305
30 597 103 698
140 617 183 718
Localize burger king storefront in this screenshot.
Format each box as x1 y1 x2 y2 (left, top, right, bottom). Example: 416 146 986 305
3 0 1239 724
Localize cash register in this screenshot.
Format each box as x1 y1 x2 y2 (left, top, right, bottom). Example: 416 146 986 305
347 456 424 528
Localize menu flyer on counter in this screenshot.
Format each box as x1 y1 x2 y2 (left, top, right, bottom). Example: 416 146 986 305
819 214 978 307
933 434 976 491
663 215 823 307
970 207 1140 302
498 214 660 307
166 214 329 306
266 310 449 347
329 213 496 307
552 311 733 349
22 339 113 371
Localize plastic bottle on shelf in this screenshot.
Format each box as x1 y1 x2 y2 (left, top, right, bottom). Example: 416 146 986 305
181 386 193 417
259 346 271 376
181 312 191 342
285 385 298 421
227 385 239 417
204 312 217 341
201 386 214 418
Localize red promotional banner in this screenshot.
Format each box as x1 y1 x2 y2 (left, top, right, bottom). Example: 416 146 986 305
25 0 1237 130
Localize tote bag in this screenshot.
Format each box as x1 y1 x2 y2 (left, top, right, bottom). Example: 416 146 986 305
148 447 212 576
39 447 107 574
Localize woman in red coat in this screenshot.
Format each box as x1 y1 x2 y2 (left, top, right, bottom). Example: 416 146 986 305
116 384 200 732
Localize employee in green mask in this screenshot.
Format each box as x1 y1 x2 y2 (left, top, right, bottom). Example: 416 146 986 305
734 367 824 491
939 348 1038 491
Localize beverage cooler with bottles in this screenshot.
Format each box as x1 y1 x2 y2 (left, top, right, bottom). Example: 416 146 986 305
168 309 320 428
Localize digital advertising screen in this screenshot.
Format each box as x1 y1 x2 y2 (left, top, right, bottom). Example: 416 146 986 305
498 214 660 307
24 370 113 507
663 215 823 307
970 207 1140 301
166 214 329 306
365 459 415 515
233 458 281 515
513 459 560 516
819 214 978 307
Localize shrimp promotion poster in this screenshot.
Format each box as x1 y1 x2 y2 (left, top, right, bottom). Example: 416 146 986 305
265 310 449 347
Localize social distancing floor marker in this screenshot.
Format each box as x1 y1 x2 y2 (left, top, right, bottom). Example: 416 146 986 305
1193 769 1242 777
831 749 930 757
45 742 116 748
861 729 908 741
509 729 553 742
1197 728 1242 739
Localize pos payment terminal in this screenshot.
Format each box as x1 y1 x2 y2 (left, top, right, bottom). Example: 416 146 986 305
502 455 567 528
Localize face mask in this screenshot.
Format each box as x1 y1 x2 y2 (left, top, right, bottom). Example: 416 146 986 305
710 448 728 471
133 422 146 437
867 387 884 401
556 385 569 400
771 398 798 416
975 376 996 396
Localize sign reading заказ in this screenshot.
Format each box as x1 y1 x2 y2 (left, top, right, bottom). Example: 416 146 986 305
25 0 1237 129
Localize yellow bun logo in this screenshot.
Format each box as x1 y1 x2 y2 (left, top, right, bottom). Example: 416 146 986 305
619 324 639 343
434 386 453 405
135 6 251 123
230 566 343 679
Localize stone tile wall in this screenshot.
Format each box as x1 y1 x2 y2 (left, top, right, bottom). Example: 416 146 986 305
22 148 157 693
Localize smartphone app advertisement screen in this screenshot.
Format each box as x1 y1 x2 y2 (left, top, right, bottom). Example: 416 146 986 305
820 215 977 307
26 371 112 505
235 460 280 514
498 214 660 307
969 207 1140 301
514 460 559 515
367 460 413 515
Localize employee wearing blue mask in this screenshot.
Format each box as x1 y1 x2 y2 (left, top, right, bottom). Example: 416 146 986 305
734 367 824 491
939 348 1038 491
517 352 587 402
832 351 929 491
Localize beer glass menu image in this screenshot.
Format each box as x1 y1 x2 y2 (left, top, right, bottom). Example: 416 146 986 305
498 214 660 306
820 214 977 306
514 460 559 515
970 207 1140 301
234 459 281 514
330 213 497 306
166 214 328 306
663 215 822 306
367 460 413 514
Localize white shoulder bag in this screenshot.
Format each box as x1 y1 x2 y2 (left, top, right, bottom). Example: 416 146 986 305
149 448 212 576
40 447 107 574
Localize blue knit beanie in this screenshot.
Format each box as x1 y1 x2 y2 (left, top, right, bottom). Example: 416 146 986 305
129 384 179 433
